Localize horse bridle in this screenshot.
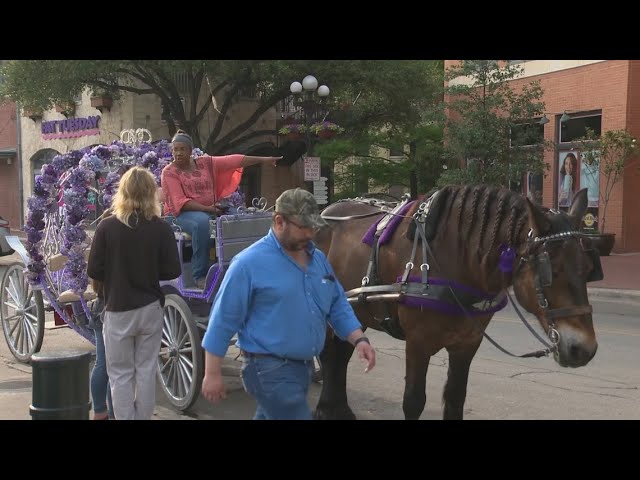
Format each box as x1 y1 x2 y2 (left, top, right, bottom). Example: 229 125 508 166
515 229 596 347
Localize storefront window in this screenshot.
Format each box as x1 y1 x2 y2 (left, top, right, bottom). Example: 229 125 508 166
526 172 543 204
31 149 60 188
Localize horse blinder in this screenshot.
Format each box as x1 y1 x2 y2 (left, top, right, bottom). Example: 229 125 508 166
585 248 604 282
536 251 553 287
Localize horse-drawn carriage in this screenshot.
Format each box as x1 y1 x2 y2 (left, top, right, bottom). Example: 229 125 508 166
0 130 302 412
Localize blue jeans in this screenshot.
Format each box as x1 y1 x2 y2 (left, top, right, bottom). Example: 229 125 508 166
240 356 313 420
91 320 114 418
174 211 213 281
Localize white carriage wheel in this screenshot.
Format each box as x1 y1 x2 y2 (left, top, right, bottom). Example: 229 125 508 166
1 263 45 363
157 294 203 411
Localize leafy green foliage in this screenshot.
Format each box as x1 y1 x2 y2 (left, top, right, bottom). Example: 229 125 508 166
575 127 639 232
437 60 552 188
0 60 442 161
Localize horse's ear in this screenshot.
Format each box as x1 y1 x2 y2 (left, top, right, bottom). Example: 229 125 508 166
567 188 588 230
526 198 551 238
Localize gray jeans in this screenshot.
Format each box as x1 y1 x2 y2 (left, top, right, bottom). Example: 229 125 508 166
103 300 163 420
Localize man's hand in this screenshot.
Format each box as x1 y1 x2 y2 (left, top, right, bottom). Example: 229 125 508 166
202 372 227 404
355 341 376 373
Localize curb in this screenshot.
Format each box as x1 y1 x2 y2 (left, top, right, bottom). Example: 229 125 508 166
586 287 640 302
506 286 640 303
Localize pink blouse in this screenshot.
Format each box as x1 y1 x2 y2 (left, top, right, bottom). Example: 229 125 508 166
161 154 244 216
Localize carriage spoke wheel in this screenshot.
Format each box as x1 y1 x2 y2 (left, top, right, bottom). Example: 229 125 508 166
157 294 203 411
1 263 44 363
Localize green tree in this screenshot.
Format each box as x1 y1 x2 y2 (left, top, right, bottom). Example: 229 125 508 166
315 61 444 199
437 60 552 188
576 127 639 233
0 60 441 157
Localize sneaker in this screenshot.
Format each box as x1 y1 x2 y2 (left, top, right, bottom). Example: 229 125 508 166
194 277 207 290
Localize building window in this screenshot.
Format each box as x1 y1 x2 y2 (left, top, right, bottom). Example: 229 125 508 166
31 149 60 188
388 146 405 158
239 164 260 205
511 121 545 147
559 113 602 144
526 172 543 204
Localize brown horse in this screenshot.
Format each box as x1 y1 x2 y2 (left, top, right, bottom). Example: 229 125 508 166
314 184 600 420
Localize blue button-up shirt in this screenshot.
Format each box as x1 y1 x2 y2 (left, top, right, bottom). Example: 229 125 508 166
202 229 362 361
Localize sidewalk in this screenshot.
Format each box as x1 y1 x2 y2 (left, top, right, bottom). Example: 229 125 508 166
1 230 639 300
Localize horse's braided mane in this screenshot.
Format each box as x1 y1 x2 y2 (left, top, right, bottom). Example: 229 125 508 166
406 184 530 254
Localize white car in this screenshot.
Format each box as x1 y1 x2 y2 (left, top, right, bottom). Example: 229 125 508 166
0 215 14 257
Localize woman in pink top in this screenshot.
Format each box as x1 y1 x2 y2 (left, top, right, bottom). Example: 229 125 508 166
161 130 281 289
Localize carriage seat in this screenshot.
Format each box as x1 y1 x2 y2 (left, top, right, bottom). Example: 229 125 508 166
47 249 91 272
57 288 97 304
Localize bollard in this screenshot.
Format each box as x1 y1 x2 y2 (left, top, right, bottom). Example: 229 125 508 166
30 350 91 420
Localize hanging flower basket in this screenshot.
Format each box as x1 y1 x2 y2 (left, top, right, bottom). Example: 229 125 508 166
310 121 344 139
317 130 337 139
278 123 308 141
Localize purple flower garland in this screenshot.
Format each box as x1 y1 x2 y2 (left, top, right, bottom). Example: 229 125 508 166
24 140 174 294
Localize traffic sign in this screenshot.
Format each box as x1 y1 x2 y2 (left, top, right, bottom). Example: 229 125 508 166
304 156 321 181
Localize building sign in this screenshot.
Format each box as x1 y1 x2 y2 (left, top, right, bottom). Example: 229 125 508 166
41 115 101 140
304 156 321 181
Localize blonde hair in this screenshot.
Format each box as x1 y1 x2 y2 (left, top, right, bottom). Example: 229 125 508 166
111 166 161 227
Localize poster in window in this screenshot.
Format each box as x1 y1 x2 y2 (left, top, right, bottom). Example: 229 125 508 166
580 150 600 207
558 151 579 208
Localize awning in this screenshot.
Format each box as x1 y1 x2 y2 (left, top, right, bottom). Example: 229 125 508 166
0 148 17 158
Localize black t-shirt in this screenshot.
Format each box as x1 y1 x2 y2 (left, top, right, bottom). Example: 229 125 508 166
87 215 181 312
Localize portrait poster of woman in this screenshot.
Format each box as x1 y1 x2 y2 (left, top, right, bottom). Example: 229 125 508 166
580 150 600 208
558 151 579 208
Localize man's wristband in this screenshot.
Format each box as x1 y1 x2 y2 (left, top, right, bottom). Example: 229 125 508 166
354 336 370 347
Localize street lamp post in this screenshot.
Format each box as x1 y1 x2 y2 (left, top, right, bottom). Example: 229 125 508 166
289 75 330 203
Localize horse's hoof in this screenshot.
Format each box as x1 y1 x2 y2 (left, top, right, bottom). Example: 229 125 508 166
313 407 357 420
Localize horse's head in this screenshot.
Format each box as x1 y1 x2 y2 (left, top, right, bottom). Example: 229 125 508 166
512 188 600 367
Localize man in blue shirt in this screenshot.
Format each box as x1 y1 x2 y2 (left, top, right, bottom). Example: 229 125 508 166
201 188 376 419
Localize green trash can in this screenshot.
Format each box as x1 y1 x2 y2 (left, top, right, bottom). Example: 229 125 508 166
30 350 92 420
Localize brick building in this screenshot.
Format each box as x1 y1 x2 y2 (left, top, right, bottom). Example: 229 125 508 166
0 101 20 229
444 60 640 253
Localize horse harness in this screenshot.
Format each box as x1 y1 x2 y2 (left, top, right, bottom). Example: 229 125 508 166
514 229 603 347
328 193 508 340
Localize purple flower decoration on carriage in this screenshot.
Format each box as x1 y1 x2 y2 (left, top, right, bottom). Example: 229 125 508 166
79 154 105 173
23 135 176 289
498 244 516 273
140 151 159 168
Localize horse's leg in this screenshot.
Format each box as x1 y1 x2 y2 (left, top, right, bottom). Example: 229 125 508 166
314 333 356 420
442 342 481 420
402 336 431 420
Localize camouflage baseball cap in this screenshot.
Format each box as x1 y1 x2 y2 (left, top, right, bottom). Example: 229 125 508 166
275 188 329 229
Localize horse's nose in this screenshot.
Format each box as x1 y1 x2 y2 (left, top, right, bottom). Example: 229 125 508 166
567 341 597 367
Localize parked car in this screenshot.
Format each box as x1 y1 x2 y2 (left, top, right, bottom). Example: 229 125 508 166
0 215 15 257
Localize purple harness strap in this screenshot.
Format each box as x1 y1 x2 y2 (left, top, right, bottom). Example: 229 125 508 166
396 276 508 316
362 200 416 247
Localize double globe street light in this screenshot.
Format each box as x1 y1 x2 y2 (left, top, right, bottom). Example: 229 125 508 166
288 75 330 204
